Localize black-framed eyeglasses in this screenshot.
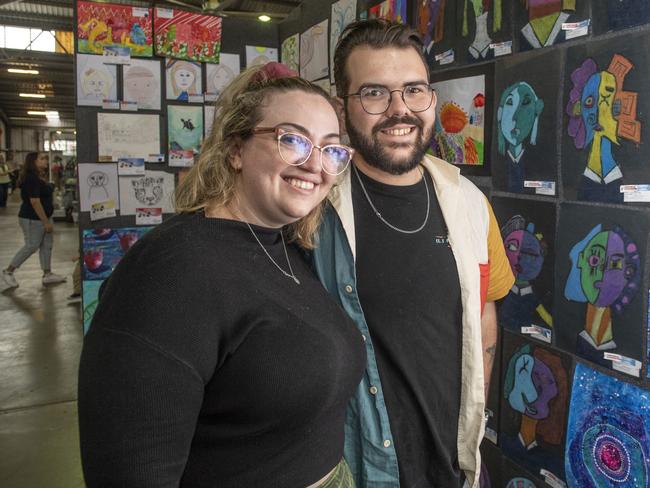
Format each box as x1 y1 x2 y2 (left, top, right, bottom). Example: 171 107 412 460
343 83 435 115
252 126 354 176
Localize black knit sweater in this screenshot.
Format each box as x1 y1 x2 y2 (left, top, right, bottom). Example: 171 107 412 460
78 213 366 488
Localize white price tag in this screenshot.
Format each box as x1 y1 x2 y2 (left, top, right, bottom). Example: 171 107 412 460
146 154 165 163
563 19 590 40
524 180 556 195
435 49 454 65
169 150 195 167
117 158 145 175
136 208 163 225
204 92 218 102
490 41 512 57
621 184 650 202
540 470 566 488
188 94 204 103
156 7 173 18
484 428 497 444
102 99 120 110
120 101 138 111
102 46 131 65
521 325 552 343
132 7 149 17
604 353 642 377
90 200 116 221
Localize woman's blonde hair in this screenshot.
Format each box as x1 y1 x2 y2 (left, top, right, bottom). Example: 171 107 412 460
175 65 336 249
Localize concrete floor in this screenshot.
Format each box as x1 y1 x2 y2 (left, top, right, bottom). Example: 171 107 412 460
0 191 85 488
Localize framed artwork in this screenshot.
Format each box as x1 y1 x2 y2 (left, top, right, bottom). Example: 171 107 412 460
167 105 203 166
165 59 202 102
245 46 278 67
367 0 407 23
555 203 648 375
82 227 153 281
499 331 571 484
566 362 650 487
77 1 153 57
82 279 103 334
330 0 356 83
122 58 161 110
456 0 512 63
300 19 329 82
118 170 175 215
593 0 650 34
281 33 300 74
76 54 117 107
514 0 590 51
492 197 556 342
205 53 240 98
562 32 649 204
153 7 221 63
77 163 119 212
416 0 459 69
97 113 160 162
492 49 560 194
430 63 494 175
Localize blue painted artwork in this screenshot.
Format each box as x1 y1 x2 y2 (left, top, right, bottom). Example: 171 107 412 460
565 363 650 487
82 280 103 334
82 227 152 280
647 290 650 379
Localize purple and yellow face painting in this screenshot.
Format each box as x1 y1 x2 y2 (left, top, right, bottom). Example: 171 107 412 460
580 71 619 148
505 229 545 282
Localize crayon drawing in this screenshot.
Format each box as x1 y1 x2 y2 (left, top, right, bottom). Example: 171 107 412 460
281 34 300 74
165 59 202 102
205 53 240 97
76 54 117 106
300 20 329 82
123 58 161 110
97 113 160 162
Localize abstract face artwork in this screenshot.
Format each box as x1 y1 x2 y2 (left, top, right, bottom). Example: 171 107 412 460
462 0 502 59
498 82 544 192
520 0 576 49
565 363 650 488
566 54 641 202
564 224 640 351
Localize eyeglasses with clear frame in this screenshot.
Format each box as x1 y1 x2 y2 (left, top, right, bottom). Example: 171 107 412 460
252 126 354 176
343 83 436 115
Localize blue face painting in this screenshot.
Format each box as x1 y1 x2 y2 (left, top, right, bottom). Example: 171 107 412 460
580 72 601 147
507 352 558 420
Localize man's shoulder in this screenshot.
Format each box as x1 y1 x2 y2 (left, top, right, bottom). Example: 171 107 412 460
421 154 487 208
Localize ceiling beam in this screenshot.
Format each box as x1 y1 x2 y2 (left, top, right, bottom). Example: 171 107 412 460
0 11 72 30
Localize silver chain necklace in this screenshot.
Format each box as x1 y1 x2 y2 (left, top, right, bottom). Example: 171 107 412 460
353 164 430 234
245 222 300 285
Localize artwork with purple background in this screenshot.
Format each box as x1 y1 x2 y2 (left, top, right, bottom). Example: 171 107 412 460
566 362 650 487
82 227 152 281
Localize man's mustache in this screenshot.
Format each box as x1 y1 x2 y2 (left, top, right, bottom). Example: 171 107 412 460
372 116 423 135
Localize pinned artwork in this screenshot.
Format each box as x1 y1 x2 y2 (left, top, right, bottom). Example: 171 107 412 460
77 1 153 57
417 0 460 68
458 0 507 62
492 50 560 194
556 203 648 375
245 46 278 67
165 59 202 102
563 33 649 203
430 65 493 174
82 227 153 281
593 0 650 34
281 34 300 74
499 332 571 483
367 0 407 23
566 362 650 487
205 53 240 97
122 58 161 110
77 163 119 212
76 54 117 106
204 105 215 138
118 170 175 215
330 0 356 83
97 113 160 161
82 279 103 334
300 19 329 82
514 0 589 51
492 197 555 341
168 105 202 165
154 8 221 63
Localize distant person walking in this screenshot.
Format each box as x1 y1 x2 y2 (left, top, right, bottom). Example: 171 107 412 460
1 152 66 291
0 153 10 207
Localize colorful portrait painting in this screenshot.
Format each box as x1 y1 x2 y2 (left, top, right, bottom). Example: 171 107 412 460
76 54 117 106
555 203 648 373
500 332 570 482
165 59 202 102
122 58 161 110
515 0 588 51
154 8 221 63
77 1 153 57
566 363 650 488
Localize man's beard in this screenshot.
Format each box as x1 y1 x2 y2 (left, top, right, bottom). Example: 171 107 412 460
345 113 433 175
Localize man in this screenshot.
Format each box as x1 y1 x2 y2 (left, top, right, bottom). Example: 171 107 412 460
312 20 514 488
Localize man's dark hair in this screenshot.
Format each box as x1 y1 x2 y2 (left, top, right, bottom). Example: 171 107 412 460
333 19 427 97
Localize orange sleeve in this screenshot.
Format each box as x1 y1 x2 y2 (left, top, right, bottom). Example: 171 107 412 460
485 199 515 302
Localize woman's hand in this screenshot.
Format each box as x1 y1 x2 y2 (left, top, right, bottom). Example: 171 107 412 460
44 222 54 233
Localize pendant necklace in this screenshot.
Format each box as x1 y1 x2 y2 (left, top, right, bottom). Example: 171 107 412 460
245 221 300 285
353 164 430 234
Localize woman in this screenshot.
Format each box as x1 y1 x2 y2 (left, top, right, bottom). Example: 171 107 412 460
2 152 66 289
78 63 365 488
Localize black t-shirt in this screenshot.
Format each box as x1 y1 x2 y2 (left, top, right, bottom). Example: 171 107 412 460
352 167 463 488
19 172 54 219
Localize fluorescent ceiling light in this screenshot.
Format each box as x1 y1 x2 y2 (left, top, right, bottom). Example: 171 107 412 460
258 14 271 22
46 111 60 120
19 93 46 98
8 68 39 75
56 130 62 134
27 110 47 115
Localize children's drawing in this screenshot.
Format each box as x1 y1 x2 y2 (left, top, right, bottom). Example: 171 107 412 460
281 34 300 74
300 20 329 82
245 46 278 67
82 226 152 281
517 0 578 50
461 0 502 60
165 59 202 102
154 8 221 63
97 113 160 161
123 58 161 110
77 1 153 56
431 74 485 166
497 83 544 191
205 53 240 97
119 170 175 215
78 163 119 212
565 362 650 488
168 105 202 156
566 54 641 203
417 0 448 47
82 279 103 334
564 224 640 355
76 54 117 106
500 333 569 482
330 0 356 83
204 105 215 138
367 0 407 23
